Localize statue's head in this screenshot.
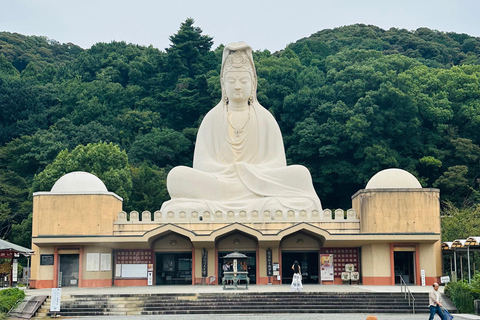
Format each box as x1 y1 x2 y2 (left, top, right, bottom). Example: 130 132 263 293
221 42 257 105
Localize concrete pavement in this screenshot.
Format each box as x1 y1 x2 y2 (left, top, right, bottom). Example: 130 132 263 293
24 284 480 319
53 313 480 320
24 283 445 296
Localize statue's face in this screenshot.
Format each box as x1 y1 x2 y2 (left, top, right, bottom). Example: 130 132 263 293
224 71 252 104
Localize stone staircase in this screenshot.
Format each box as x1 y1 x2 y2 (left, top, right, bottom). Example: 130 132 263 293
34 292 430 317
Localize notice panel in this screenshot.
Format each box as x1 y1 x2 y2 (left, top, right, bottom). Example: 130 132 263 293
121 264 148 278
86 253 100 271
320 254 334 281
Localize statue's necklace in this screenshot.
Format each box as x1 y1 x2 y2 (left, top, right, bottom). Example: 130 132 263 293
227 108 250 137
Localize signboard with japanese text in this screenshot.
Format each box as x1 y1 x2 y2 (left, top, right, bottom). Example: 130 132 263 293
50 288 61 312
40 254 54 265
202 249 208 277
320 254 334 281
266 248 273 276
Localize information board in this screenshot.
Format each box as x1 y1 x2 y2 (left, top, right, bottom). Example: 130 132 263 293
40 254 54 266
100 253 111 271
266 248 273 276
12 259 18 282
202 249 208 277
121 264 148 278
50 288 62 312
86 253 100 271
320 254 334 281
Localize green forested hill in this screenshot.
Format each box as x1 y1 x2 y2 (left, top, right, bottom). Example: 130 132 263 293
0 32 83 71
1 20 480 247
288 24 480 66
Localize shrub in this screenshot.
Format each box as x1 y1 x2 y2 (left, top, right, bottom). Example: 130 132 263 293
0 288 25 313
445 280 480 313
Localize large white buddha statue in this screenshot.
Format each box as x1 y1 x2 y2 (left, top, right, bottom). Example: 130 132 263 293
160 42 322 214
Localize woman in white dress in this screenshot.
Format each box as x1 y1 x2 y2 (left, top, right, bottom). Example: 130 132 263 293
291 261 303 292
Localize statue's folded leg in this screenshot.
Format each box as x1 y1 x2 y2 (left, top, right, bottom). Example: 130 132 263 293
167 166 225 200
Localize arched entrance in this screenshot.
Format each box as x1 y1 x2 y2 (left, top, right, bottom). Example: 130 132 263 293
216 231 258 284
280 231 321 284
152 232 193 285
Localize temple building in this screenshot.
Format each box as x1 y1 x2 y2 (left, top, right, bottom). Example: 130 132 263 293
30 168 442 289
30 43 442 289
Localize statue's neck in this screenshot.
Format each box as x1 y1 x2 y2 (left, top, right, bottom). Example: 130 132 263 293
228 101 249 112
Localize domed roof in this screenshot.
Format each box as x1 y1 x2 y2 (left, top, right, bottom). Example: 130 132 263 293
365 168 422 189
50 171 108 193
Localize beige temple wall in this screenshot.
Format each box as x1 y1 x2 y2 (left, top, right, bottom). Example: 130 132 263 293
353 188 442 285
30 245 55 288
30 187 444 287
280 232 321 250
192 245 216 283
153 234 192 252
352 189 440 234
32 194 123 237
82 246 113 280
217 233 257 252
419 241 443 284
361 243 391 285
257 242 280 278
114 221 360 236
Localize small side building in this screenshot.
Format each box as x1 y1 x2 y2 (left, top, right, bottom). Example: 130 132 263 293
31 172 122 288
30 169 442 288
352 168 442 285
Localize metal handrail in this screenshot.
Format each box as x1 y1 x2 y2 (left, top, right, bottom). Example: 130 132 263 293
399 275 416 314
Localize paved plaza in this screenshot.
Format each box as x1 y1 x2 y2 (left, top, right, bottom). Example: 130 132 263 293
24 284 480 320
24 283 448 296
56 313 480 320
60 313 480 320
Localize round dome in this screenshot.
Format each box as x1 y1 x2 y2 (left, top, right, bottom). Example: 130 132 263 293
365 168 422 189
50 171 108 193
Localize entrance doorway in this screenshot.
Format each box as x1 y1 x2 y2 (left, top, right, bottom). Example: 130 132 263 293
282 251 319 284
59 254 79 287
394 251 415 284
218 251 256 284
155 252 192 285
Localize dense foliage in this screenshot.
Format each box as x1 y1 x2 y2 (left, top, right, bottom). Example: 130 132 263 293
0 287 25 313
445 275 480 313
1 20 480 249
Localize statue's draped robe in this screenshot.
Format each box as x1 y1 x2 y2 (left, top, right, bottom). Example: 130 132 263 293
161 102 322 213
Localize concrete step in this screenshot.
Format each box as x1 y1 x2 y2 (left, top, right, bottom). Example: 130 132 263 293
34 292 427 318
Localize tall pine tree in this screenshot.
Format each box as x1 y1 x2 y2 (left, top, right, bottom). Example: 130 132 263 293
166 18 214 80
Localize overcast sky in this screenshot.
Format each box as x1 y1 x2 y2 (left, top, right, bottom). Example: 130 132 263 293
2 0 480 52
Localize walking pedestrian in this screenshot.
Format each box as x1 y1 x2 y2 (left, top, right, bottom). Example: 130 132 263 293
290 261 303 292
428 282 445 320
223 261 232 285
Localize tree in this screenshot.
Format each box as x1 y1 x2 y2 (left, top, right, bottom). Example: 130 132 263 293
128 163 169 213
0 170 30 240
32 142 132 203
0 129 69 178
0 74 57 143
0 54 19 76
434 166 473 206
166 18 214 80
441 203 480 242
10 213 32 249
128 128 192 168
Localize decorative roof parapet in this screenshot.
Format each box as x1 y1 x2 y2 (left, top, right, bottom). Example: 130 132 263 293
115 208 359 224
